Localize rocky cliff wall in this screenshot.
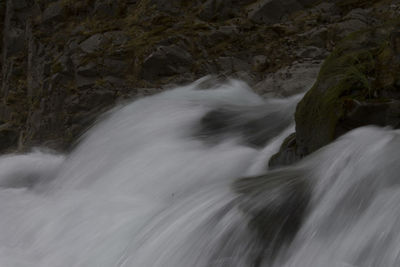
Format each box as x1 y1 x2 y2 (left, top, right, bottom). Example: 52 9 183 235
1 0 399 152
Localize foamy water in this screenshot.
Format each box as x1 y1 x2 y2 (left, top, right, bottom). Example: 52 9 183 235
0 78 399 267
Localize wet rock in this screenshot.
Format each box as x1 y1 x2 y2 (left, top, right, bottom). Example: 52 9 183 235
197 99 295 148
268 133 301 168
254 60 322 97
335 99 400 137
141 45 192 81
234 169 310 261
232 71 259 86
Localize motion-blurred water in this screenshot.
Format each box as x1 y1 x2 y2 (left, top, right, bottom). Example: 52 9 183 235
0 78 398 266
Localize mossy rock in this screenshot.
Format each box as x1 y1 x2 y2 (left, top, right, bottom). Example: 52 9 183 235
295 25 400 156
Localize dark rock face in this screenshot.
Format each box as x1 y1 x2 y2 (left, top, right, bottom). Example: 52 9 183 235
79 34 106 53
42 1 65 22
1 0 399 151
0 128 19 152
141 45 193 81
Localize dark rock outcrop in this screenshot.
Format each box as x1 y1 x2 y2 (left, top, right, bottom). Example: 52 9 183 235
270 24 400 167
197 98 296 148
1 0 399 151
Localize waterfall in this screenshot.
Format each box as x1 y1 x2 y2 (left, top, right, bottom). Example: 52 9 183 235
0 78 398 266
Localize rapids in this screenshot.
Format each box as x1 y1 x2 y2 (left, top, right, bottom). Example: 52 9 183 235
0 77 399 267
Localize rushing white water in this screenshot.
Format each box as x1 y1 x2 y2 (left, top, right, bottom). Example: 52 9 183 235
0 78 399 267
275 126 400 267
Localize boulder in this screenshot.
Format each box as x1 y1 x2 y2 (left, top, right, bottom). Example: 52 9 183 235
141 45 193 81
254 60 322 97
234 168 310 260
295 27 400 156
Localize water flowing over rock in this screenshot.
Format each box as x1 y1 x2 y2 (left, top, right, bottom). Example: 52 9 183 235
0 80 400 266
0 80 296 266
2 1 400 265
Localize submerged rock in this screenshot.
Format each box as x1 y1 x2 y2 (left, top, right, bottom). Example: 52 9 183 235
268 133 299 168
196 97 296 148
234 168 310 263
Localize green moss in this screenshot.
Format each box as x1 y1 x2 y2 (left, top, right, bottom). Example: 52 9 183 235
295 25 400 155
